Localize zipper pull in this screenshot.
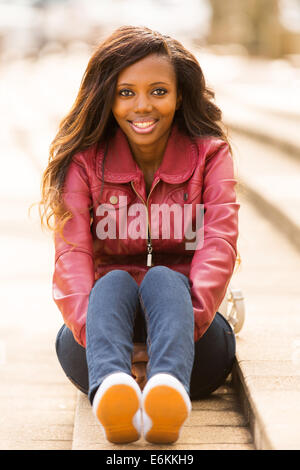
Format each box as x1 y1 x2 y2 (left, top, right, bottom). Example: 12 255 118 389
147 240 153 267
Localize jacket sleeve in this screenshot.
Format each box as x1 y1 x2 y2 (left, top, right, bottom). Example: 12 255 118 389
52 156 95 347
189 140 240 342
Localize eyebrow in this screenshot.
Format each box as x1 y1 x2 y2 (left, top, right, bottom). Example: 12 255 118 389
117 81 170 86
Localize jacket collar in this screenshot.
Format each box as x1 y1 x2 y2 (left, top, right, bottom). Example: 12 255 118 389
96 123 198 184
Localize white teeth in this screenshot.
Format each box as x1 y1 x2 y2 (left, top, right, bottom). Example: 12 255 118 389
132 121 156 128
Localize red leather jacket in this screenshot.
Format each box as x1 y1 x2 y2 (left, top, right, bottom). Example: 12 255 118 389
53 124 239 347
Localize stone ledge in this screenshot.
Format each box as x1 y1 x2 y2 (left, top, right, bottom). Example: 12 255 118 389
233 358 300 450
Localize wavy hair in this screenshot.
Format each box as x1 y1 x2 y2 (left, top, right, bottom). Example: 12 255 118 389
37 25 231 241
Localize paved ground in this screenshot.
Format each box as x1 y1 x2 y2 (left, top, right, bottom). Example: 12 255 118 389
0 160 77 449
1 49 299 450
0 56 77 449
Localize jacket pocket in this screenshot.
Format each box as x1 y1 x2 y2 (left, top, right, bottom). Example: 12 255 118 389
92 185 137 210
164 185 204 251
92 185 145 244
168 184 202 205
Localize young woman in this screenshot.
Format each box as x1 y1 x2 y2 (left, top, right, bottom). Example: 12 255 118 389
39 25 239 445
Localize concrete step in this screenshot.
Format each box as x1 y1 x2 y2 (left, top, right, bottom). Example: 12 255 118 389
207 57 300 253
71 380 254 450
218 92 300 160
217 83 300 449
230 191 300 450
196 51 300 160
231 130 300 252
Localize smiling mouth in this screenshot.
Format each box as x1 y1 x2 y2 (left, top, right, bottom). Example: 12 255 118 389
131 120 157 128
128 119 158 134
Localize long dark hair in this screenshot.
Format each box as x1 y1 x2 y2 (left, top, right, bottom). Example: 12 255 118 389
38 25 229 236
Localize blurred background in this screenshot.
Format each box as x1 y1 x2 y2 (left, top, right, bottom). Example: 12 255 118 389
1 0 300 60
1 0 300 450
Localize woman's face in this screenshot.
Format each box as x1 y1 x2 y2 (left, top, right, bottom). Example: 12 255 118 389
112 53 181 150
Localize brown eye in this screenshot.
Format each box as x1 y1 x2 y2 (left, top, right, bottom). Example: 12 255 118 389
119 89 134 97
152 88 167 96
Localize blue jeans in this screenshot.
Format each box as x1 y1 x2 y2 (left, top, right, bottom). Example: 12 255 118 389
56 267 236 403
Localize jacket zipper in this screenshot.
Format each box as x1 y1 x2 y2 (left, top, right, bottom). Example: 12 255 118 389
147 234 153 267
131 179 160 267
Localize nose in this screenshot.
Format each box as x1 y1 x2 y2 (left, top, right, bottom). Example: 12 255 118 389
134 93 153 113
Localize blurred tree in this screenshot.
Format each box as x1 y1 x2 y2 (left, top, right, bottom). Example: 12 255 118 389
207 0 284 57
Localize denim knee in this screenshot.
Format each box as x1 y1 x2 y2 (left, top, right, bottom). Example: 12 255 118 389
139 266 195 393
141 265 189 288
93 269 135 286
89 270 137 299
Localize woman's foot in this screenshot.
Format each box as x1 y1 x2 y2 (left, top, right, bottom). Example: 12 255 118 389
142 373 191 444
92 372 142 444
